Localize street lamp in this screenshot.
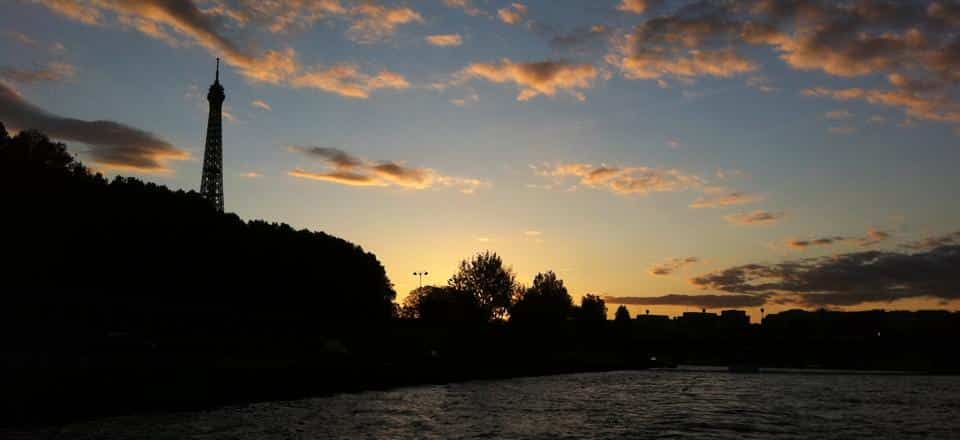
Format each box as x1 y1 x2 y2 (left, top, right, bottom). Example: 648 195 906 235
413 271 429 289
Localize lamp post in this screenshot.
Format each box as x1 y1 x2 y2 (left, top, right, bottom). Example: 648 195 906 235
413 271 429 289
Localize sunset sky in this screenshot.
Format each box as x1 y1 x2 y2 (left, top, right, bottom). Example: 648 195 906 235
3 0 959 320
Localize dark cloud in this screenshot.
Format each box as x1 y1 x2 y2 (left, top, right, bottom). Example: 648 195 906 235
606 293 768 308
789 236 848 248
691 245 960 307
289 145 364 169
724 210 785 225
546 25 611 55
288 144 486 193
0 82 187 172
788 228 892 249
902 230 960 250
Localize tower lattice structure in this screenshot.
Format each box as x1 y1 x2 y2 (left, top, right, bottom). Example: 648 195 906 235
200 58 225 212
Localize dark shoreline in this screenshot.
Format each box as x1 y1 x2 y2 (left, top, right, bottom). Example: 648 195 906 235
8 355 960 430
1 356 651 429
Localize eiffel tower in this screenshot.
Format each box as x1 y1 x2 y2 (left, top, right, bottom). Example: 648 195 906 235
200 58 225 212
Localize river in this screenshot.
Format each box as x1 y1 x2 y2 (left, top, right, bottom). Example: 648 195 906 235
9 368 960 439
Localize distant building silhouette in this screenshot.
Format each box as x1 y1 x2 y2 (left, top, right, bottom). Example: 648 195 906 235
719 309 750 329
200 58 225 212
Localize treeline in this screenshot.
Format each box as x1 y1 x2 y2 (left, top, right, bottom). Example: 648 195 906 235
398 252 620 325
0 123 396 346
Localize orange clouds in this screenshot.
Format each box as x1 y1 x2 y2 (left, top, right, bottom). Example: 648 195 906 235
290 64 409 99
289 146 486 194
605 0 960 131
462 59 598 101
347 2 423 43
804 87 960 125
617 0 660 15
250 100 272 111
426 34 464 47
32 0 413 100
443 0 484 16
609 45 757 81
536 162 703 196
649 256 699 276
498 3 527 25
0 61 76 84
689 191 764 209
724 210 785 225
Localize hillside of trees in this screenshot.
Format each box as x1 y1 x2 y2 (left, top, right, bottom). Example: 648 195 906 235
1 123 396 339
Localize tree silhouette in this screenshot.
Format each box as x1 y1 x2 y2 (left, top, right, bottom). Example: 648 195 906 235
402 286 487 323
510 271 573 324
614 305 631 322
0 121 8 142
578 294 607 322
2 123 397 336
448 251 516 321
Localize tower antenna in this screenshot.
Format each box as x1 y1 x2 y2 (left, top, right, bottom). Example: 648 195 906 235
215 57 220 82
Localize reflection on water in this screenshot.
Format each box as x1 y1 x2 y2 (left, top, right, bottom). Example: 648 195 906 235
13 370 960 439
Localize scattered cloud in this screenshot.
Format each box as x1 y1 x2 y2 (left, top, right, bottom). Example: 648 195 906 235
858 227 891 247
825 109 854 120
601 0 960 131
251 99 272 111
534 162 703 196
649 257 700 276
498 3 528 25
606 293 767 308
426 34 463 47
0 62 76 84
30 0 414 100
666 138 682 149
346 2 423 43
689 191 764 209
724 210 785 225
460 59 598 101
443 0 484 17
3 30 66 53
869 115 888 124
804 87 960 126
288 145 486 193
616 0 663 15
241 171 262 178
691 245 960 307
524 230 542 237
289 64 409 99
0 82 188 172
547 25 611 55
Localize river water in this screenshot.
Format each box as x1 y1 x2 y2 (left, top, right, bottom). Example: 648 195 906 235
11 369 960 439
